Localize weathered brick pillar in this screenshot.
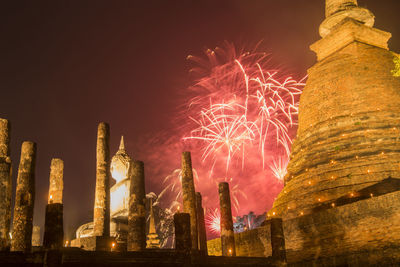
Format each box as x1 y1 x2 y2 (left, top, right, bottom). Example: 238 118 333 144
174 213 191 252
195 192 207 254
270 218 286 264
43 159 64 249
181 151 198 250
31 226 40 247
48 159 64 204
127 160 146 251
11 141 36 252
93 122 110 237
0 119 12 251
218 182 235 256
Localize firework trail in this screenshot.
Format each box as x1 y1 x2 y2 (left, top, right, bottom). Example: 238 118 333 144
269 156 289 182
185 42 305 172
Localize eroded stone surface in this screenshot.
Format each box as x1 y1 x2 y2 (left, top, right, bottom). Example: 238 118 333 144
218 182 235 256
0 119 11 251
48 158 64 204
11 141 36 252
181 152 198 250
174 213 191 252
93 122 110 238
127 160 146 251
196 192 207 254
31 226 40 247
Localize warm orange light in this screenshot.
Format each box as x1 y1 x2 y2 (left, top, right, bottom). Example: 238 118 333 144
112 242 116 248
228 248 232 256
331 203 335 207
50 195 53 200
370 193 374 197
65 240 69 247
300 211 304 216
350 193 354 197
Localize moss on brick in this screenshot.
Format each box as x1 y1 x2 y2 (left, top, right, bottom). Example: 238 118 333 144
392 53 400 77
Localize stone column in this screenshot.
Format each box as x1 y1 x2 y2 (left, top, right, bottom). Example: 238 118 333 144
174 213 191 252
11 141 36 252
195 192 207 254
0 119 12 251
270 218 286 264
181 151 198 250
93 122 110 237
32 226 40 247
127 160 146 251
43 159 64 249
218 182 235 256
325 0 357 17
48 159 63 204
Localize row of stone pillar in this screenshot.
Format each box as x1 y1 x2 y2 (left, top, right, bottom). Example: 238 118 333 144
126 151 208 253
0 118 65 252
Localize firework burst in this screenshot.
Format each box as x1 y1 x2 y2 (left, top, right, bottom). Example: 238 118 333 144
205 208 221 236
269 156 289 182
185 42 305 172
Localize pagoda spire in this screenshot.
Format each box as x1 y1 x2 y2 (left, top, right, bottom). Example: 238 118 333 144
146 198 160 248
320 0 374 37
119 136 125 151
325 0 357 17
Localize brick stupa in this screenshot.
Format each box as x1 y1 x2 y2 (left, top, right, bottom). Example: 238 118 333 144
268 0 400 263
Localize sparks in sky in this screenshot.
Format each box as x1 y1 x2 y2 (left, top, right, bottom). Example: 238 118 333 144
205 208 221 236
158 43 305 232
185 42 305 174
269 157 289 182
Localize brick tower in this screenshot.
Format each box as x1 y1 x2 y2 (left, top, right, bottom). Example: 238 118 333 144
270 0 400 263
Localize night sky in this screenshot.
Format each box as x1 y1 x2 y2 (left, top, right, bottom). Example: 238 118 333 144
1 0 399 240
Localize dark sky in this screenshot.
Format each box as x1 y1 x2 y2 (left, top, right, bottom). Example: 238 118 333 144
1 0 399 240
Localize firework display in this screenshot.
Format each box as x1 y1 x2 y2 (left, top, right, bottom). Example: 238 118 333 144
149 43 305 238
182 43 305 236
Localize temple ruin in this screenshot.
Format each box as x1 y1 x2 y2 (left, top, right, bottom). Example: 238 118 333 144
0 0 400 266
